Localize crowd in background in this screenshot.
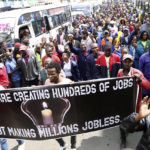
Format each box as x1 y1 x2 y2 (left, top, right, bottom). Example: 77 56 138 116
0 1 150 150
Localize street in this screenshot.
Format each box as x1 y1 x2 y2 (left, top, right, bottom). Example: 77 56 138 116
7 127 142 150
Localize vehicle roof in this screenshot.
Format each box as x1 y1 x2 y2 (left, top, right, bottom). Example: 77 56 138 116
0 3 69 19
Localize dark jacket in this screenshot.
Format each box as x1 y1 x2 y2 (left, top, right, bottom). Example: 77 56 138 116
128 30 140 43
57 34 64 45
17 51 41 81
68 43 87 80
96 53 121 78
86 53 100 80
120 113 150 150
121 36 130 46
62 60 80 82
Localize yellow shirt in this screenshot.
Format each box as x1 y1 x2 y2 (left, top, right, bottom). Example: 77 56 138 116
142 41 147 47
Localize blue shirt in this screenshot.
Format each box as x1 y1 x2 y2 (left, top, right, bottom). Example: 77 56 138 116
5 58 21 82
139 52 150 95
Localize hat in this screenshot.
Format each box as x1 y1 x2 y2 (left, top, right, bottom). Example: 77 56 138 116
123 28 129 32
110 21 115 24
104 30 109 34
14 42 21 48
68 34 73 37
19 45 27 51
123 54 133 61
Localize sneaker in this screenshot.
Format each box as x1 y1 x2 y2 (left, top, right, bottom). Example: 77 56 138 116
59 143 67 150
18 142 25 150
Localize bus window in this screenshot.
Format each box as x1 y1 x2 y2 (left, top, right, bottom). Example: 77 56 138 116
32 20 43 37
66 11 71 21
44 16 51 32
59 14 64 24
19 26 31 42
48 16 54 29
52 15 60 27
63 14 67 22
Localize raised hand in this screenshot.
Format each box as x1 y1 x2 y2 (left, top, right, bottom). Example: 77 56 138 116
135 96 150 121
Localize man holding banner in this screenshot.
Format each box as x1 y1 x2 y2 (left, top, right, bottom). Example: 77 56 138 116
117 54 150 148
0 85 8 150
45 62 76 150
120 96 150 150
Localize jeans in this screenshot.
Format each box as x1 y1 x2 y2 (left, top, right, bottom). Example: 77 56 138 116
13 80 21 88
56 136 76 148
0 139 8 150
25 78 39 86
17 140 24 145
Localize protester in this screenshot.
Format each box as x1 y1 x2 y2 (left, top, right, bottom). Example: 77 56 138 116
137 31 150 52
68 41 88 80
117 54 150 148
42 46 61 67
62 50 80 82
140 17 150 39
86 43 100 80
45 62 76 150
139 44 150 97
0 58 10 88
129 36 144 69
120 28 130 47
57 28 64 45
0 85 9 150
17 45 41 86
39 57 52 85
5 52 21 88
35 44 44 67
81 31 93 50
96 42 121 78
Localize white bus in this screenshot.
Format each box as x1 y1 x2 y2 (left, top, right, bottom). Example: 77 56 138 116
0 3 71 49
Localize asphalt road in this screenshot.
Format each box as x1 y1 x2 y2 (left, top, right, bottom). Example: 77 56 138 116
6 126 142 150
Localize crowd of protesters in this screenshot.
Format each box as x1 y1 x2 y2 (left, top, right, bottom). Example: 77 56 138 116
0 1 150 150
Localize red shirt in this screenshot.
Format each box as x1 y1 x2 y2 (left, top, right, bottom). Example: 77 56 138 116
0 64 9 88
42 55 61 67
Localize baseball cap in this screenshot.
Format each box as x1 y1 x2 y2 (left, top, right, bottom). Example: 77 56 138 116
123 54 133 61
123 28 129 32
104 30 109 34
14 42 21 48
19 45 27 51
